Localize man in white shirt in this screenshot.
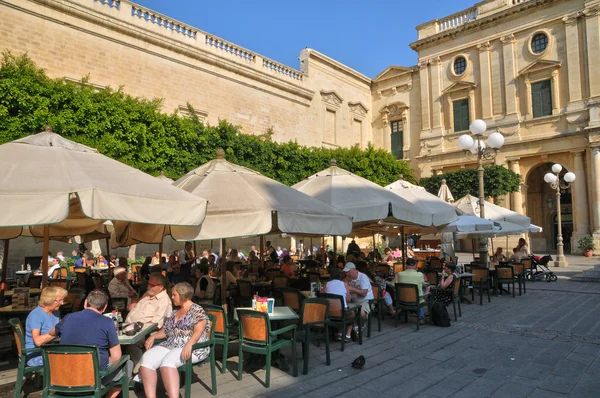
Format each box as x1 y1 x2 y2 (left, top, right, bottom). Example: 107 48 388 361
343 262 373 341
178 242 196 282
125 273 172 374
44 257 62 278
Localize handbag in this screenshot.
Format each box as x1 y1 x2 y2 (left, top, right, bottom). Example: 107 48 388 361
122 321 144 336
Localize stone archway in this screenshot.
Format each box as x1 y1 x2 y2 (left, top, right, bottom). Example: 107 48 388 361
525 162 573 253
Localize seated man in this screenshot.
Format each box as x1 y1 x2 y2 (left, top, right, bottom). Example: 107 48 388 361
343 262 373 342
125 273 172 375
166 261 186 285
51 290 132 398
395 258 427 324
35 257 62 278
108 267 136 303
194 264 215 304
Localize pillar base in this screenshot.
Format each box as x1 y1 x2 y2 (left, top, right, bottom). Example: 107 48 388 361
553 254 569 268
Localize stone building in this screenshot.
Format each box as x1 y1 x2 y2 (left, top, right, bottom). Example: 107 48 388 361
1 0 599 257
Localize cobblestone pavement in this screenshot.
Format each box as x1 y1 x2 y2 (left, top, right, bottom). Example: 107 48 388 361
4 276 600 398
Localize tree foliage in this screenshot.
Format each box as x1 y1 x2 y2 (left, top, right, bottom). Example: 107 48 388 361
419 166 521 200
0 52 414 186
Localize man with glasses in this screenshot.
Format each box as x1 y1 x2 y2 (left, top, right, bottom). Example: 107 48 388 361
124 273 172 375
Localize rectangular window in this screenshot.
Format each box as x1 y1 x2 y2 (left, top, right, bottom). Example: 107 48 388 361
453 98 470 132
390 120 403 159
531 79 552 118
324 109 336 144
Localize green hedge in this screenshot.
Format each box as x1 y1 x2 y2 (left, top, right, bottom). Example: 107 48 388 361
0 52 414 186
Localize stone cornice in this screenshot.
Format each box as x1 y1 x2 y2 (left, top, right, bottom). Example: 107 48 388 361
17 0 315 103
409 0 560 51
303 49 371 86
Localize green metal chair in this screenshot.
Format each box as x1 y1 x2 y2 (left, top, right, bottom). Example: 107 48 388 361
430 277 462 321
296 298 331 375
317 293 361 351
471 267 492 305
203 304 238 374
10 318 44 398
394 283 432 330
367 282 383 337
40 344 129 398
237 310 298 388
180 313 218 397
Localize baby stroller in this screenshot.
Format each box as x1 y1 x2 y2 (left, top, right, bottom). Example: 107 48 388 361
527 255 557 282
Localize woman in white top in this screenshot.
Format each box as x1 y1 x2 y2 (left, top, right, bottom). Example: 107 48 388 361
516 238 529 261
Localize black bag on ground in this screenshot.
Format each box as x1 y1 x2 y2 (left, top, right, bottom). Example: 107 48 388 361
431 301 451 327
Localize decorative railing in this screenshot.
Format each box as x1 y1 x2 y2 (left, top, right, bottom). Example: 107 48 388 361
437 7 479 31
512 0 532 4
94 0 120 9
205 36 256 62
262 59 303 81
130 4 197 39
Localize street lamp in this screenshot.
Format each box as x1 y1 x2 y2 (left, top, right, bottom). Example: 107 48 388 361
544 164 576 267
457 119 505 266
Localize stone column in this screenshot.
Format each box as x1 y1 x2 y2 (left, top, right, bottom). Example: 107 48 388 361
523 77 532 119
430 58 444 133
571 151 590 252
501 34 518 116
478 42 493 120
591 147 600 234
585 6 600 98
563 14 583 105
551 70 560 114
510 160 524 215
419 61 431 132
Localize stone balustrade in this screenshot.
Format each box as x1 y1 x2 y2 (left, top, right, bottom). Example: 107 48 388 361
94 0 120 9
437 7 479 32
130 4 197 39
262 58 303 81
205 35 256 63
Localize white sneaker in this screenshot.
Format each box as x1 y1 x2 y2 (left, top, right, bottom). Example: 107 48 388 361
133 374 141 383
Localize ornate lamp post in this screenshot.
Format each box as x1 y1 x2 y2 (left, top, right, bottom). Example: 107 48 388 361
544 164 576 267
457 119 505 266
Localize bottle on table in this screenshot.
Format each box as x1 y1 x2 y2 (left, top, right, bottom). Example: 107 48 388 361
26 263 31 271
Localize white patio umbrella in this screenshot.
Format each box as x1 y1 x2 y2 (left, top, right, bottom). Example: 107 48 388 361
456 220 532 239
437 179 455 203
0 128 209 287
440 215 501 233
292 160 432 230
454 194 531 227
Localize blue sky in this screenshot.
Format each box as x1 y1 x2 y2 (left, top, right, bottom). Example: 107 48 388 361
135 0 476 78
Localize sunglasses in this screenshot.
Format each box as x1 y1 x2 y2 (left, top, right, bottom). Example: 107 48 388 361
147 282 161 288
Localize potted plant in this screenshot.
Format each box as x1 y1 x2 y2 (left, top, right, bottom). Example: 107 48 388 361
577 235 596 258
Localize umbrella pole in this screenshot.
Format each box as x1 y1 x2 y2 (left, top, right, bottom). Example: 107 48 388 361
193 241 197 257
105 237 110 258
401 227 406 268
0 239 9 305
333 236 337 255
372 233 376 253
310 237 313 255
42 225 50 288
260 236 264 266
159 241 164 259
221 238 227 312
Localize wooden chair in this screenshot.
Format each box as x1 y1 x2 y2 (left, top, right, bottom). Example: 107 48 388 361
496 265 516 298
306 272 321 284
394 283 431 330
92 276 104 290
40 344 129 398
367 283 382 337
204 304 238 374
521 258 535 283
265 268 282 281
512 263 526 295
471 267 491 305
423 270 439 286
85 260 95 268
272 275 289 304
109 297 128 313
237 310 298 388
28 275 42 289
49 279 70 289
282 288 303 313
61 292 86 316
430 278 462 321
296 298 330 375
10 318 44 398
317 293 360 352
212 284 222 305
236 280 253 308
429 258 442 271
375 264 390 278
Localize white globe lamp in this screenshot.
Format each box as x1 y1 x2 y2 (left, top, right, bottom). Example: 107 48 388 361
458 134 474 151
469 119 487 136
544 173 557 184
552 164 563 174
564 172 576 183
487 131 505 149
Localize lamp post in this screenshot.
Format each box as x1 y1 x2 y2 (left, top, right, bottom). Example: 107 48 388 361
457 119 505 267
544 164 576 268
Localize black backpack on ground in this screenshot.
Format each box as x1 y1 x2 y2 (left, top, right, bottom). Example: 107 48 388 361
431 301 451 327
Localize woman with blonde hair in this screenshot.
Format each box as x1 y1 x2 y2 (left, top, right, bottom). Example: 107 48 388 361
140 282 211 398
25 286 68 366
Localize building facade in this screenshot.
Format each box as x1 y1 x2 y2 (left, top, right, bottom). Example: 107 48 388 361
1 0 600 255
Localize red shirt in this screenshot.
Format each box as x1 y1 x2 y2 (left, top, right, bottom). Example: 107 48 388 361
281 264 294 277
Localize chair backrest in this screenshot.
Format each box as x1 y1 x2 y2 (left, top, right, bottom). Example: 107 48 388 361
512 263 524 275
317 293 344 318
68 266 75 275
452 277 461 296
265 268 282 281
429 259 442 270
521 258 533 270
272 275 289 289
212 284 222 305
76 272 87 289
301 298 329 326
238 309 269 345
50 279 69 289
375 265 389 276
28 275 42 289
85 260 95 267
71 293 86 313
92 276 104 290
394 283 420 306
205 313 216 341
471 267 489 282
203 304 227 335
9 318 25 359
424 270 439 285
307 272 321 284
393 263 405 275
370 283 382 299
282 288 302 312
496 265 514 279
417 260 427 271
110 297 127 312
41 344 100 392
237 280 253 298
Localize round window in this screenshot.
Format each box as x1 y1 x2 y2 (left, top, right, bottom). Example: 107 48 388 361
453 56 467 76
531 33 549 54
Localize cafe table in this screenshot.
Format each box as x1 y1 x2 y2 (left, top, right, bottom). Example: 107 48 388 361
3 289 41 297
118 322 157 345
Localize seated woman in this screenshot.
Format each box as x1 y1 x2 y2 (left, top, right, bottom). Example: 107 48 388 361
393 247 402 259
224 261 238 291
25 286 67 366
432 263 460 306
280 255 295 278
383 248 395 265
406 246 416 258
194 263 215 304
493 247 507 263
141 282 211 398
